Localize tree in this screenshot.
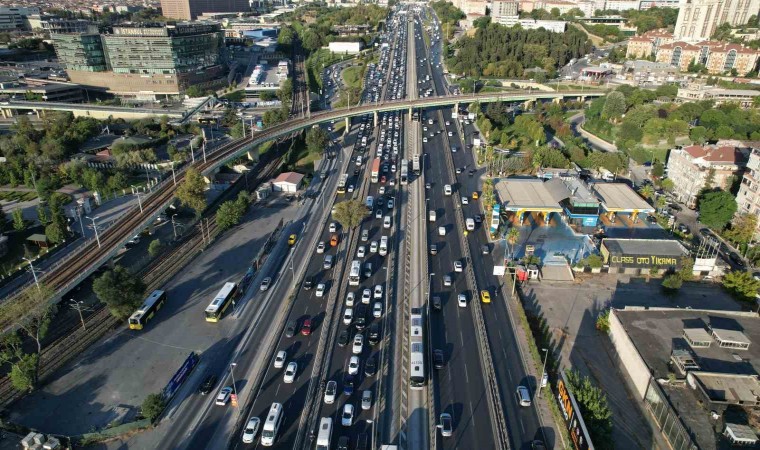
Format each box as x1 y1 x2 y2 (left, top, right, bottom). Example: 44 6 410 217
305 127 329 155
661 178 674 192
332 199 367 229
661 273 683 293
697 189 737 230
92 265 146 321
651 160 664 179
0 333 37 392
507 227 520 258
176 168 207 217
723 213 757 247
639 184 654 200
148 239 163 257
678 257 694 281
565 370 613 449
229 122 245 139
722 270 760 302
216 199 245 231
602 91 626 122
141 393 166 422
689 126 708 144
12 208 25 231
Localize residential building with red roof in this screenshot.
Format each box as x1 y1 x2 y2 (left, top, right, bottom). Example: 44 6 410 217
666 144 749 208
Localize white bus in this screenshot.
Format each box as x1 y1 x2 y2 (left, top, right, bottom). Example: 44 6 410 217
204 282 238 322
261 402 284 446
410 307 425 389
349 260 361 286
315 417 332 450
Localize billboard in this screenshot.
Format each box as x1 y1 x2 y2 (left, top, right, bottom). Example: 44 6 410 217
556 371 594 450
163 352 200 400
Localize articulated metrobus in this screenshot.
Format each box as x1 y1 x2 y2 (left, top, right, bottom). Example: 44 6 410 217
348 260 361 286
128 290 167 330
410 307 425 389
204 282 238 322
337 174 349 194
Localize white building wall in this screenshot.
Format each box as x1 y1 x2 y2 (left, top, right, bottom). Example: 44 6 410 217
328 41 362 54
608 310 652 400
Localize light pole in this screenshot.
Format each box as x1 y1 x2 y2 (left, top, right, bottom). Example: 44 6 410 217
22 257 40 290
135 190 144 213
69 299 87 330
76 206 85 237
230 363 239 417
86 216 101 248
538 348 549 398
170 162 176 185
171 214 178 240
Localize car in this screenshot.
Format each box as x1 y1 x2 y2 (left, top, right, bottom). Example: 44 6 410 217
301 318 313 335
462 196 469 205
439 413 453 437
677 223 690 234
370 241 379 253
346 292 355 307
329 222 338 233
357 246 366 258
337 436 350 450
454 260 463 272
260 277 272 291
375 208 383 219
425 182 431 189
242 416 261 443
347 184 354 193
316 241 326 253
541 371 549 388
324 380 338 404
199 374 218 394
457 293 467 307
361 229 369 241
646 215 658 224
516 385 531 406
304 276 315 290
285 320 298 337
472 192 479 200
352 334 364 354
469 169 475 176
288 234 297 246
284 362 298 383
274 350 287 368
480 290 491 303
361 389 373 410
433 349 445 369
338 329 350 347
474 214 482 224
341 403 355 426
373 301 383 318
387 199 394 209
330 234 339 247
362 288 372 304
432 295 442 310
374 284 383 299
430 244 438 255
348 355 360 375
481 244 490 255
456 167 462 174
443 274 452 286
364 355 377 376
316 283 326 297
215 387 233 405
531 440 547 450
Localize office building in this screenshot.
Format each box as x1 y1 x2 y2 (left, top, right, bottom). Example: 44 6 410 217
0 6 40 31
666 144 748 208
491 0 519 18
41 18 96 35
736 148 760 240
161 0 251 20
675 0 760 40
52 22 225 101
677 83 760 107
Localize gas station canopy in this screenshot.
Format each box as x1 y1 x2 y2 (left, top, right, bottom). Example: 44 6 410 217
590 183 654 213
495 179 563 212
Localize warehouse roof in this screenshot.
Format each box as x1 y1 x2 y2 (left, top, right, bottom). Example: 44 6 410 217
591 182 654 212
494 178 562 212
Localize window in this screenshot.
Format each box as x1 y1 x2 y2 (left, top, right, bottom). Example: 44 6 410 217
723 49 737 72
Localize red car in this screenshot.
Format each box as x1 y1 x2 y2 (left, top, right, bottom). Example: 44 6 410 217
300 318 312 336
380 175 386 183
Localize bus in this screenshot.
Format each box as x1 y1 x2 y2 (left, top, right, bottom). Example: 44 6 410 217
370 158 381 183
412 155 421 175
410 307 425 389
128 290 167 330
337 174 348 194
204 282 238 322
400 159 409 185
349 260 361 286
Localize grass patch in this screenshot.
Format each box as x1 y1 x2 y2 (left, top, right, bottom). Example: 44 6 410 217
581 119 617 145
0 191 38 203
333 120 346 133
258 140 274 157
221 90 245 102
342 65 365 90
627 146 669 165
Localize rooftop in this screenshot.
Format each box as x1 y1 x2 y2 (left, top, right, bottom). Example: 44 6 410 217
682 145 748 164
601 238 689 258
590 182 654 212
494 178 562 212
273 171 304 185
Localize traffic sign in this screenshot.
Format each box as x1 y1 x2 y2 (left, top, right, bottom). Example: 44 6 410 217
231 394 238 407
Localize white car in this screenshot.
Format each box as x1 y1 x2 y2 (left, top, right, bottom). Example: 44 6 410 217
324 380 337 404
379 186 386 195
316 241 326 253
383 216 392 229
348 356 360 375
357 246 366 258
373 302 383 318
352 334 364 354
347 184 354 193
284 362 297 383
387 199 394 209
362 289 372 304
462 197 469 205
316 283 326 297
373 284 383 299
341 403 355 426
361 390 372 410
458 293 467 307
346 292 355 307
370 241 379 253
343 308 354 325
274 350 287 368
454 261 463 272
242 416 261 443
329 222 337 233
375 209 383 219
215 387 233 405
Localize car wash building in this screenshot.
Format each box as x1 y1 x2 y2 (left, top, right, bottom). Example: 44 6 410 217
601 238 690 274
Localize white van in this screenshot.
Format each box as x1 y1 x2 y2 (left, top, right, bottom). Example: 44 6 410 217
444 185 452 196
379 236 388 256
429 210 436 222
465 218 475 231
261 403 283 446
315 417 332 450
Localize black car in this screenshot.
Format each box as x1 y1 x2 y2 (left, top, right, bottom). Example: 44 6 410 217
368 322 381 345
729 253 745 267
356 433 369 450
364 355 377 377
198 374 218 394
337 436 350 450
285 320 298 338
646 215 658 224
432 295 442 310
433 349 445 369
469 169 475 176
343 374 354 395
338 329 351 347
304 276 315 290
354 169 360 176
481 244 490 255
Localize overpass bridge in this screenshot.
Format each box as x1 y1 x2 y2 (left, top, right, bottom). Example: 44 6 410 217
0 100 187 120
5 89 604 307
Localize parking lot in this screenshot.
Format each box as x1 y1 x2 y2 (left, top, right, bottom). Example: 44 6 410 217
522 273 743 450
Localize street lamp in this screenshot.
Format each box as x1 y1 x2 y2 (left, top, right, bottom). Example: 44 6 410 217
171 214 179 240
69 299 87 330
538 348 549 398
22 257 40 290
86 216 101 248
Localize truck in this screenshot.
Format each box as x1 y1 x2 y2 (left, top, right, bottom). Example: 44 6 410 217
371 158 381 183
412 155 421 175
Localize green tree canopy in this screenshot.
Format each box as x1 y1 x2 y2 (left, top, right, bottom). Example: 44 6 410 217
722 270 760 302
697 189 737 230
92 265 146 321
176 168 207 217
566 369 613 449
602 91 626 122
141 393 166 422
333 199 367 229
306 127 330 155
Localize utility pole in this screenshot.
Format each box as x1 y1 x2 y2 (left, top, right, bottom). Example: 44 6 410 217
69 299 87 330
171 214 179 240
22 257 40 290
86 216 101 248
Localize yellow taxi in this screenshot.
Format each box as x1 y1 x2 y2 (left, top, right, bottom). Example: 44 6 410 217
480 290 491 303
472 191 479 200
288 234 297 246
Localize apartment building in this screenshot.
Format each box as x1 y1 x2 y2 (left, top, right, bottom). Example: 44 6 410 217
675 0 760 40
625 29 675 59
161 0 251 20
736 148 760 240
655 40 760 76
667 144 748 208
